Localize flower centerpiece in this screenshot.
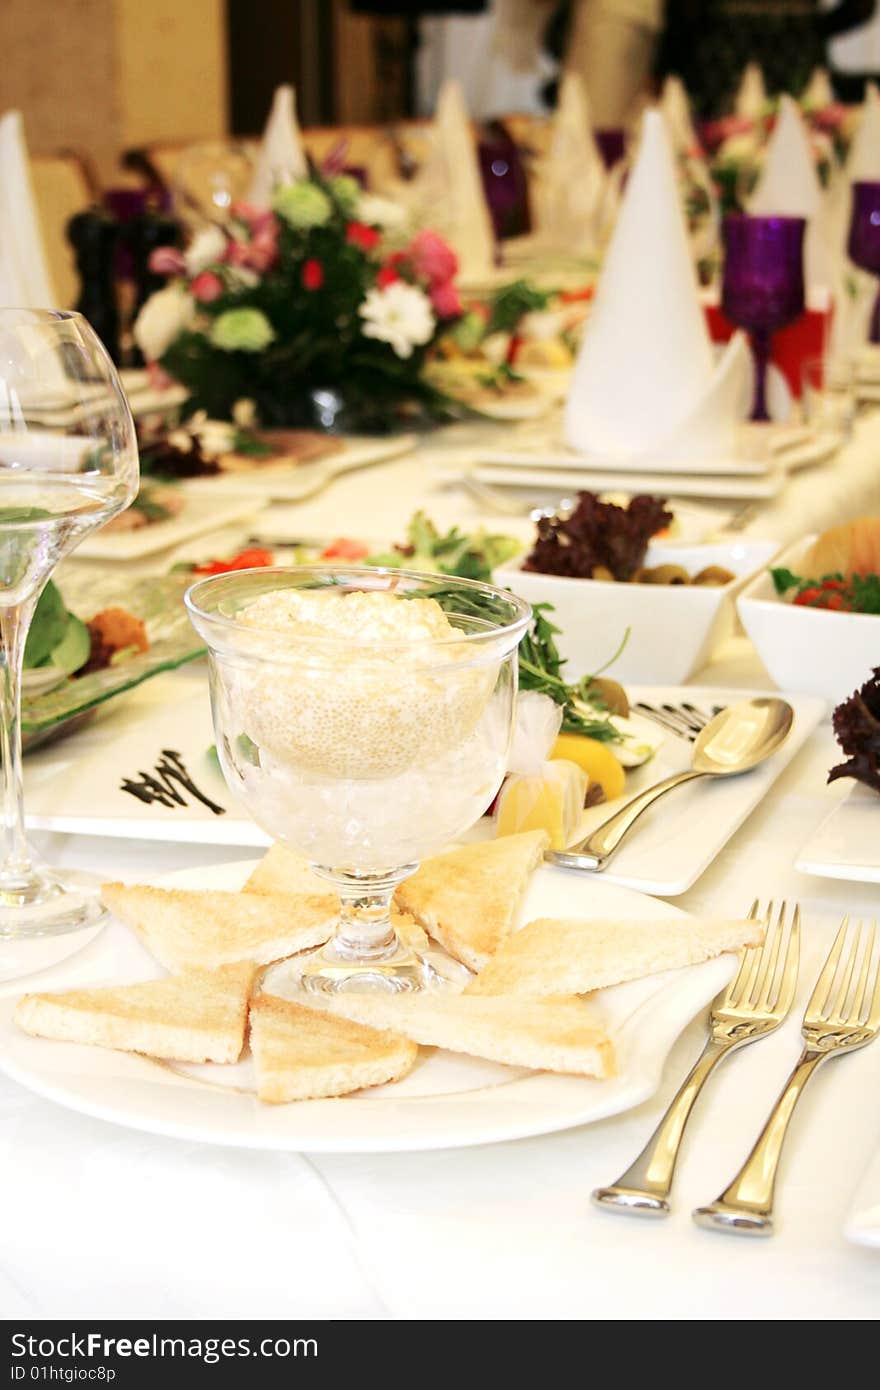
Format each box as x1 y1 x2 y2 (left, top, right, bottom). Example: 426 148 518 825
134 175 463 431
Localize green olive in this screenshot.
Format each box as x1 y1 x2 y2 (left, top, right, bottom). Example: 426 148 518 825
692 565 735 586
590 564 615 582
640 564 690 585
585 677 630 718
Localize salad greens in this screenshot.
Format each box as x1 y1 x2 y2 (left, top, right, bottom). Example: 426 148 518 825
518 604 626 742
24 582 90 674
365 511 521 584
772 566 880 614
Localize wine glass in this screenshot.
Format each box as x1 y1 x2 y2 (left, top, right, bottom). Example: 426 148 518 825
0 309 138 937
722 214 806 421
847 180 880 345
186 566 531 994
173 140 254 227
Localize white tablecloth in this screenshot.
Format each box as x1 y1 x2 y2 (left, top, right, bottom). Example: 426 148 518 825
3 415 880 1321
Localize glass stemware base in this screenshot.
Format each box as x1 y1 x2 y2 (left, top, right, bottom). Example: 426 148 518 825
266 940 438 997
0 863 108 939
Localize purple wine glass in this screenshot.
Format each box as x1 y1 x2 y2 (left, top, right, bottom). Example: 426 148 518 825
722 214 806 421
848 180 880 344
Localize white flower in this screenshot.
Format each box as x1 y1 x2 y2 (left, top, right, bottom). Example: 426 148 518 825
359 282 434 359
356 192 409 231
133 285 195 361
225 265 259 290
188 412 236 458
184 224 227 277
232 397 258 428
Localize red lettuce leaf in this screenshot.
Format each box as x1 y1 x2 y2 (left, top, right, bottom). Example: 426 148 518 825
523 492 673 581
828 667 880 794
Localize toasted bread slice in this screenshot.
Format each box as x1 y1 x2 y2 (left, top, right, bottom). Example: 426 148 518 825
244 845 336 903
101 883 336 972
295 990 613 1078
467 917 764 998
393 830 549 972
15 962 256 1063
249 993 418 1103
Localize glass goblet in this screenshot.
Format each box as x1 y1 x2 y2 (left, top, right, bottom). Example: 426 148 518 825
721 214 806 421
0 309 139 937
185 566 531 995
847 180 880 345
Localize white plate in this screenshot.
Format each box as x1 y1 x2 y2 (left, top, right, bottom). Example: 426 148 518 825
75 492 265 561
468 461 786 502
182 434 417 502
23 672 824 897
0 857 736 1152
796 782 880 884
477 447 774 478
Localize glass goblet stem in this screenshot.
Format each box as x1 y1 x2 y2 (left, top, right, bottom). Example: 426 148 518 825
316 868 415 962
0 595 38 896
750 327 773 422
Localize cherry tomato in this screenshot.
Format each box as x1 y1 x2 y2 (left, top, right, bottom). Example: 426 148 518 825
320 537 370 561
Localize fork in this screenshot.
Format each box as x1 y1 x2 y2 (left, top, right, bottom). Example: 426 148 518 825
693 916 880 1236
633 701 725 743
592 901 799 1218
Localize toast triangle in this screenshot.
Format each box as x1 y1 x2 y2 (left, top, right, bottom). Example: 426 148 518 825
467 917 764 997
393 830 549 971
15 962 256 1063
101 882 336 971
249 993 418 1102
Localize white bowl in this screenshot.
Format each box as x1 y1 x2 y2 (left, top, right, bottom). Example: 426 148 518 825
737 533 880 704
493 539 779 683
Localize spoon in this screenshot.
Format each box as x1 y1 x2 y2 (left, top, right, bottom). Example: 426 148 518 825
547 697 794 872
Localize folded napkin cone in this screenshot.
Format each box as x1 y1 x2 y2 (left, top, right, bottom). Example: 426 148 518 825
564 110 749 462
249 85 307 209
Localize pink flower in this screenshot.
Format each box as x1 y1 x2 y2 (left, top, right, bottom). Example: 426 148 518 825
429 280 462 319
224 225 278 273
148 246 186 277
407 229 458 286
699 114 754 152
230 201 276 236
190 270 224 303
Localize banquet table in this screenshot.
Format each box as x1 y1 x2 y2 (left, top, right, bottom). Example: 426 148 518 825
2 410 880 1321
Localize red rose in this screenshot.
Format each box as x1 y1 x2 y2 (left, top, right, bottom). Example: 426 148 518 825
302 259 324 290
190 270 224 303
376 264 400 289
346 221 380 251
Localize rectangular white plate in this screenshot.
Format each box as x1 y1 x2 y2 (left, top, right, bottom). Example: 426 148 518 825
22 672 824 897
181 434 417 502
468 461 786 501
75 492 266 561
477 448 774 478
795 782 880 884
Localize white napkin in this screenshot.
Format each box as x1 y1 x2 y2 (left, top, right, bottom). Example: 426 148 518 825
248 85 307 208
661 75 700 153
532 72 610 256
802 67 835 110
749 95 833 289
405 80 496 282
735 62 767 121
0 110 56 307
847 81 880 181
564 109 749 462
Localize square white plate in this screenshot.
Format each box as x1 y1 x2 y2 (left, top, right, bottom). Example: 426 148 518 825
796 782 880 884
22 671 825 898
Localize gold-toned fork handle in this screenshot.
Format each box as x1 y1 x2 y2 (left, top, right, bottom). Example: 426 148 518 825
592 1037 731 1217
692 1048 824 1236
549 769 708 870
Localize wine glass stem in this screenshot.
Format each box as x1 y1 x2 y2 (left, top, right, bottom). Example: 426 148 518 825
0 597 37 889
870 285 880 345
751 327 772 422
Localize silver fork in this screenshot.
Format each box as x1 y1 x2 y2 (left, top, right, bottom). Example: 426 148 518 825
633 701 725 743
592 901 799 1218
694 916 880 1236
